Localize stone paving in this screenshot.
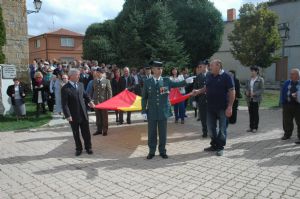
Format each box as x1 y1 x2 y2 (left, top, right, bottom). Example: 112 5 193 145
0 108 300 199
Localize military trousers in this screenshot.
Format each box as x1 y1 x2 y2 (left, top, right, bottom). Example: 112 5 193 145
148 119 167 155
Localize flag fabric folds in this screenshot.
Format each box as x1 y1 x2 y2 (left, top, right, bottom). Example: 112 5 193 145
169 88 191 105
95 88 191 111
95 89 142 111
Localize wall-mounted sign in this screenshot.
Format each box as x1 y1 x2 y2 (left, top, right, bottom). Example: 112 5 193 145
1 65 17 79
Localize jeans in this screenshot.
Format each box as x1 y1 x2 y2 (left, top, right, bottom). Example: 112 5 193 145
207 109 227 150
174 101 185 121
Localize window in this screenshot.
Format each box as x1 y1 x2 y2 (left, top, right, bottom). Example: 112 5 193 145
60 57 75 63
34 39 40 48
61 38 74 47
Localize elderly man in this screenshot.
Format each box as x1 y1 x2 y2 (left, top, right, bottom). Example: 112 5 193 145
280 68 300 144
192 59 235 156
61 69 95 156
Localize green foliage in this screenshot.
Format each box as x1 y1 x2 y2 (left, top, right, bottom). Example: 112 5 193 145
228 3 281 69
83 0 224 68
167 0 224 66
146 2 190 73
0 6 6 63
83 20 117 64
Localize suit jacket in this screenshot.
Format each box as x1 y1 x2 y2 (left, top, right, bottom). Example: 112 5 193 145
142 77 186 120
61 82 91 123
111 77 123 96
120 75 135 92
92 78 112 104
193 73 207 105
6 85 26 105
244 76 264 104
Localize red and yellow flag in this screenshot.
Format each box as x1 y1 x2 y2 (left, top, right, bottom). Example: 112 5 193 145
95 88 191 111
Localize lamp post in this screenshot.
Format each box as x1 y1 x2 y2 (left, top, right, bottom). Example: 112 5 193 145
278 22 290 57
26 0 42 15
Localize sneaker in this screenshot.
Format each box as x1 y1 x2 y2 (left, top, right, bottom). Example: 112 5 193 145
216 150 224 156
204 146 217 152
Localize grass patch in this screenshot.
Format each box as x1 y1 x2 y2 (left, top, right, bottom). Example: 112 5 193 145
239 90 280 108
0 93 52 132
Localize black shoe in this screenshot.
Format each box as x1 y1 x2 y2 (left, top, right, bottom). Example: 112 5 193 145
204 146 217 152
146 154 155 159
197 118 201 121
127 121 131 124
93 131 102 136
281 136 290 140
252 129 257 133
75 150 82 156
160 154 168 159
181 120 184 124
295 141 300 144
103 132 107 136
246 129 253 132
202 134 208 138
86 149 93 155
118 122 123 125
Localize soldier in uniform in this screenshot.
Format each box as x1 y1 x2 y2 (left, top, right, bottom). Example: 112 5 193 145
193 60 209 137
142 61 194 159
91 68 112 136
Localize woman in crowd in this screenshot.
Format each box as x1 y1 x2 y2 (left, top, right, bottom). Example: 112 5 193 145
6 78 26 120
245 66 264 133
53 73 69 115
32 71 47 118
170 67 186 124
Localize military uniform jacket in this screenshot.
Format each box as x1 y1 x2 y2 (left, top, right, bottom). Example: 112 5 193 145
142 77 186 120
193 73 207 105
92 78 112 104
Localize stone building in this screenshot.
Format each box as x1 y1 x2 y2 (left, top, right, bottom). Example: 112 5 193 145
0 0 29 79
211 0 300 83
0 0 29 115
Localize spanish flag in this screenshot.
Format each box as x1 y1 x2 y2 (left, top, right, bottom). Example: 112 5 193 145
95 88 191 111
95 89 142 111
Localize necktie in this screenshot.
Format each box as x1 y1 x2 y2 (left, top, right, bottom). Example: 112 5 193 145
74 82 78 89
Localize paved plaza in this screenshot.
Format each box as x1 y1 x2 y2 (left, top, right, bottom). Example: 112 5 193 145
0 108 300 199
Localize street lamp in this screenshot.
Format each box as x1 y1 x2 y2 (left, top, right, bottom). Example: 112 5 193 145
26 0 42 15
278 22 290 57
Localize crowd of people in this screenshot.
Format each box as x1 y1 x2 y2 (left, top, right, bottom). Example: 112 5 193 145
5 58 300 157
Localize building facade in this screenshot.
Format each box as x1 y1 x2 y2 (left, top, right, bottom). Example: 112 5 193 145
29 28 84 63
212 0 300 83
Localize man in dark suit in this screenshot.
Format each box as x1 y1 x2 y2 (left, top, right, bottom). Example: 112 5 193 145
61 68 95 156
119 67 135 124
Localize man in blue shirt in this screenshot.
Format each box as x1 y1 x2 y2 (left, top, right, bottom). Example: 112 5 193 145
192 59 235 156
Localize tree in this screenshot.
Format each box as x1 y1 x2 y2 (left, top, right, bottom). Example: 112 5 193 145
0 6 6 63
146 2 190 73
83 20 117 64
168 0 224 66
228 3 281 69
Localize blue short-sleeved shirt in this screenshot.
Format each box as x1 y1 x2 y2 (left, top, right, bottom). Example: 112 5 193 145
206 70 235 111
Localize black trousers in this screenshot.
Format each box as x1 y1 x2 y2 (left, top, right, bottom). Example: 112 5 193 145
119 111 131 123
228 100 239 124
283 104 300 139
248 101 259 130
36 103 46 117
47 93 55 112
198 103 207 135
70 119 92 151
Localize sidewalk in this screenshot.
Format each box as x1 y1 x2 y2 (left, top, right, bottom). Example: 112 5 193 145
1 108 299 199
